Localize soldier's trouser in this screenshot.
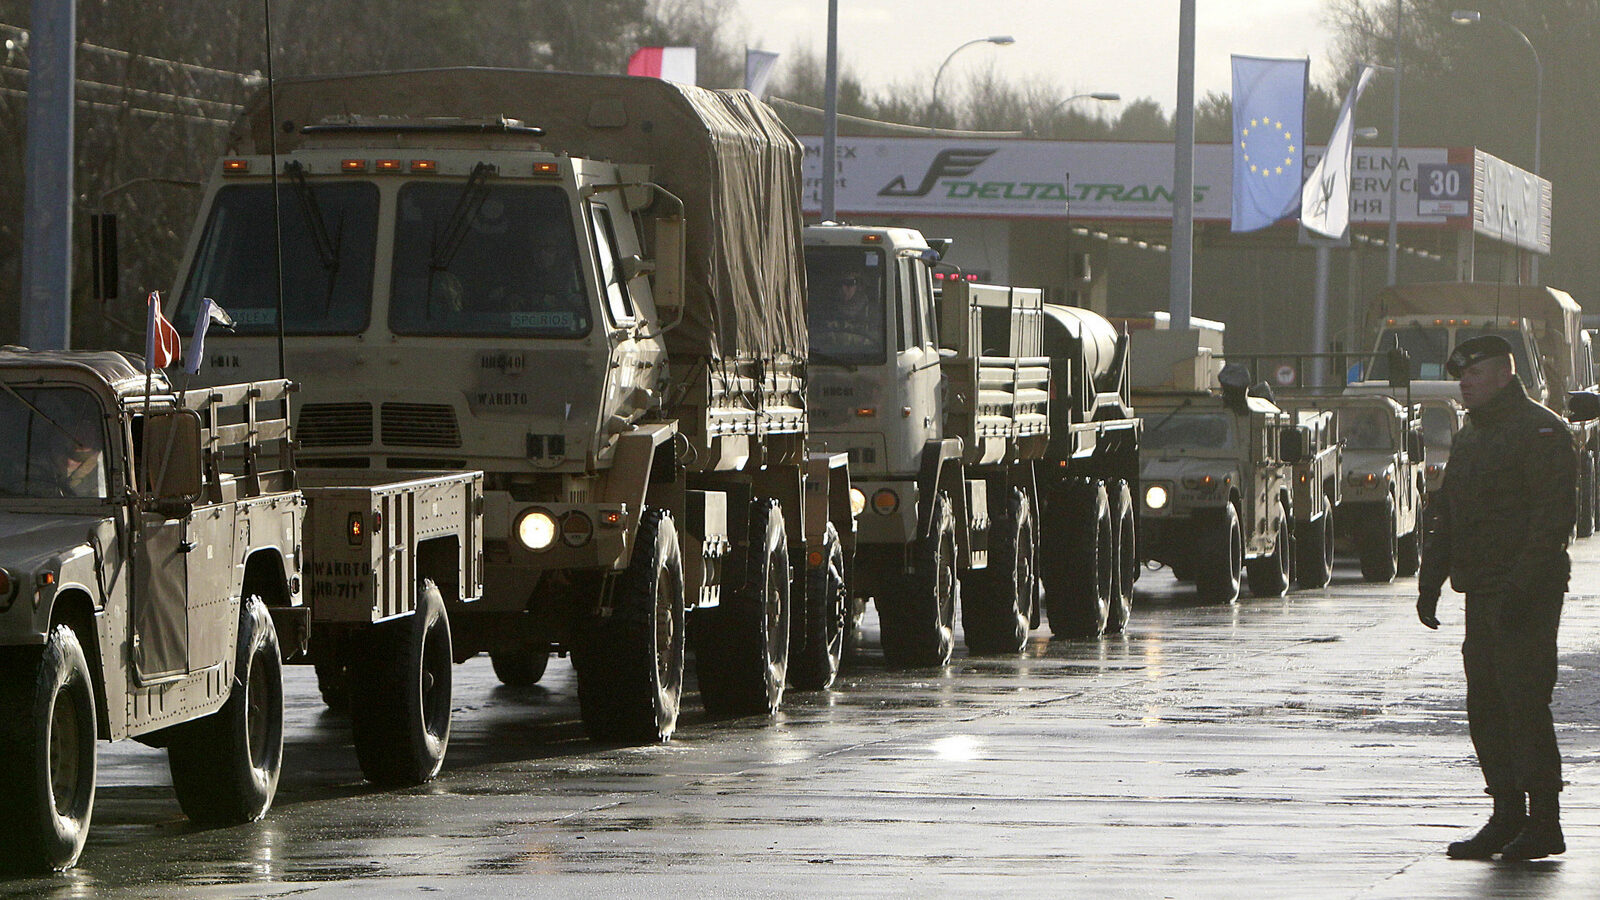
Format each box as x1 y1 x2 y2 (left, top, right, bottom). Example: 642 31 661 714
1462 590 1563 796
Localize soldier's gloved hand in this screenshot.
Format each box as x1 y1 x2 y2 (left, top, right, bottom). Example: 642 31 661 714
1417 591 1440 630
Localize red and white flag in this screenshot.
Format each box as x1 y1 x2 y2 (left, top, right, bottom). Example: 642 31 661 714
627 46 696 85
144 291 181 372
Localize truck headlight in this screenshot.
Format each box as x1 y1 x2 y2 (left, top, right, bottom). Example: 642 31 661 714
849 487 867 518
1144 484 1169 510
516 509 558 551
871 489 899 515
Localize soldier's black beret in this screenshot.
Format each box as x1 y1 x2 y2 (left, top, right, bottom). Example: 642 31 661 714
1445 334 1514 378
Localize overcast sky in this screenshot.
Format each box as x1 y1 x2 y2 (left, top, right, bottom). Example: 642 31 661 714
728 1 1345 113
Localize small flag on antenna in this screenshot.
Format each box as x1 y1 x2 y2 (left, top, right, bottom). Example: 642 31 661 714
144 291 181 372
184 298 235 375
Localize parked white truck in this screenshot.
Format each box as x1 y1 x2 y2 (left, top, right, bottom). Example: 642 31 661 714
171 69 855 739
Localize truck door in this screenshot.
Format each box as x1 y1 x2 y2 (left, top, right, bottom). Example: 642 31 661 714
900 258 941 455
131 513 190 681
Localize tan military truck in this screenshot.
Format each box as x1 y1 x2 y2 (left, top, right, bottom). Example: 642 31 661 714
1131 330 1299 602
805 224 1049 663
1417 396 1463 494
0 348 481 872
1282 407 1341 589
171 69 854 738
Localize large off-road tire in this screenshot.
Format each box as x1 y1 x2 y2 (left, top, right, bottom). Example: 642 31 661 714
1294 499 1334 589
789 521 848 690
1357 499 1399 583
1044 479 1112 637
0 625 97 873
168 596 283 825
489 647 550 687
1194 503 1243 603
962 486 1035 654
1397 529 1421 578
1105 480 1136 635
879 491 958 667
349 581 452 786
695 498 790 716
312 638 352 714
1578 452 1594 539
573 508 685 743
1246 502 1292 598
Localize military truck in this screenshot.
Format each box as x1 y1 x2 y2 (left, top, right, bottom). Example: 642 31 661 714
0 349 481 871
1352 282 1599 538
1282 407 1341 589
171 69 856 736
1285 394 1424 582
1417 396 1463 494
1038 304 1142 637
1130 329 1299 602
804 224 1049 663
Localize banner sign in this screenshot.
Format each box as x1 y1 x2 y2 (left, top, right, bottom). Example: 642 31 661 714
1473 149 1551 254
800 136 1455 226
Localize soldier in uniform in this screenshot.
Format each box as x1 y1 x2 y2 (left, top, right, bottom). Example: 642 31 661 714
1417 334 1574 861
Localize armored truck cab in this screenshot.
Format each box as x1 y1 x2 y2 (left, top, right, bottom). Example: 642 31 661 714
173 69 855 739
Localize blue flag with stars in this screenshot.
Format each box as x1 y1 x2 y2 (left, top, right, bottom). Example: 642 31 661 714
1231 55 1307 233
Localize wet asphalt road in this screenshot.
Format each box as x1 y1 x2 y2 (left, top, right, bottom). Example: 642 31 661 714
5 544 1600 898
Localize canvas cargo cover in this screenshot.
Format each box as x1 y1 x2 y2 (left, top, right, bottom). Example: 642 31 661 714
227 67 808 365
1368 282 1582 337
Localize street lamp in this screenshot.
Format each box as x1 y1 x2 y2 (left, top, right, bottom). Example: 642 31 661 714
1452 8 1543 282
928 35 1015 120
1029 92 1121 136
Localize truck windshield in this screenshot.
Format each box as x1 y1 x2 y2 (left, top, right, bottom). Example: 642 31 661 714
806 246 887 365
389 183 590 338
1140 411 1233 450
1369 325 1449 380
1420 404 1456 449
1341 406 1395 450
178 181 379 334
0 385 108 499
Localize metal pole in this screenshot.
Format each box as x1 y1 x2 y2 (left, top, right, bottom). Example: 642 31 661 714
20 0 75 350
1387 0 1400 286
1312 244 1331 385
821 0 838 222
1529 32 1543 284
1169 0 1195 331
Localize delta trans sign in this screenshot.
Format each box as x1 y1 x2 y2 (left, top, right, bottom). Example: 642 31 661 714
800 136 1455 225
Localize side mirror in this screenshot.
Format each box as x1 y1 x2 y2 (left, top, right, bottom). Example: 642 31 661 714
650 215 685 315
1406 429 1425 463
143 410 204 503
1387 347 1411 389
925 238 953 260
1278 425 1308 464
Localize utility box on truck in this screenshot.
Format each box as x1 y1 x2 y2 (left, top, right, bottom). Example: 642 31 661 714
171 68 856 740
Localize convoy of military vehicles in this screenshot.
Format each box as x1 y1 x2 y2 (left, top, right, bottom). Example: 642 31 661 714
6 64 1599 874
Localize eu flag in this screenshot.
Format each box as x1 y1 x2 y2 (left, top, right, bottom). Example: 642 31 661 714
1231 55 1307 233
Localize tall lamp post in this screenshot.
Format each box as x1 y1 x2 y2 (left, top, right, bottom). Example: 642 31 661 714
928 35 1015 121
1030 91 1120 135
1453 8 1543 283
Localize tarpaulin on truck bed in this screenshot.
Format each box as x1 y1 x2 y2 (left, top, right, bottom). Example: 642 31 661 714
227 67 808 367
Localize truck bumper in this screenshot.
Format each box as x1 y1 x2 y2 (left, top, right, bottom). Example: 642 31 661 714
850 479 919 546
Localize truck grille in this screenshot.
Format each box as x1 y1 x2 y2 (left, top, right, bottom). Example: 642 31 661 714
296 403 373 447
381 403 461 448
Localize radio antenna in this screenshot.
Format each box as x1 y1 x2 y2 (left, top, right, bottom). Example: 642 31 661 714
264 0 286 381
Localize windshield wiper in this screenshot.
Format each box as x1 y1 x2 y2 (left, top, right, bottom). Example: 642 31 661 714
425 162 495 319
285 161 346 314
1144 396 1194 438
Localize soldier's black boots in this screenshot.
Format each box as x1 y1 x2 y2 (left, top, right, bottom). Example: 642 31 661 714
1499 792 1565 861
1446 792 1525 859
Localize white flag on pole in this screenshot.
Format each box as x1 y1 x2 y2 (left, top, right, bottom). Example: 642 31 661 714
183 298 236 374
1300 66 1376 239
745 49 779 98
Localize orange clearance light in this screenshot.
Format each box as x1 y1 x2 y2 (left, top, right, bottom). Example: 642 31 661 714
533 161 559 175
601 510 623 527
1460 319 1471 325
1434 318 1445 325
1385 318 1396 325
348 512 365 545
41 572 56 586
1509 318 1519 326
861 234 883 243
855 407 876 418
341 159 367 172
222 159 250 174
808 549 824 568
376 159 403 172
410 159 438 173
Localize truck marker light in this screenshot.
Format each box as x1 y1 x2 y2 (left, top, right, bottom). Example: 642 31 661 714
348 512 364 545
411 159 438 173
855 407 876 417
1144 484 1169 510
533 162 559 175
222 159 249 174
601 510 623 527
849 488 867 517
516 509 558 551
861 234 882 244
561 512 594 547
808 550 824 568
871 489 899 515
341 159 367 172
903 407 913 418
376 159 403 172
